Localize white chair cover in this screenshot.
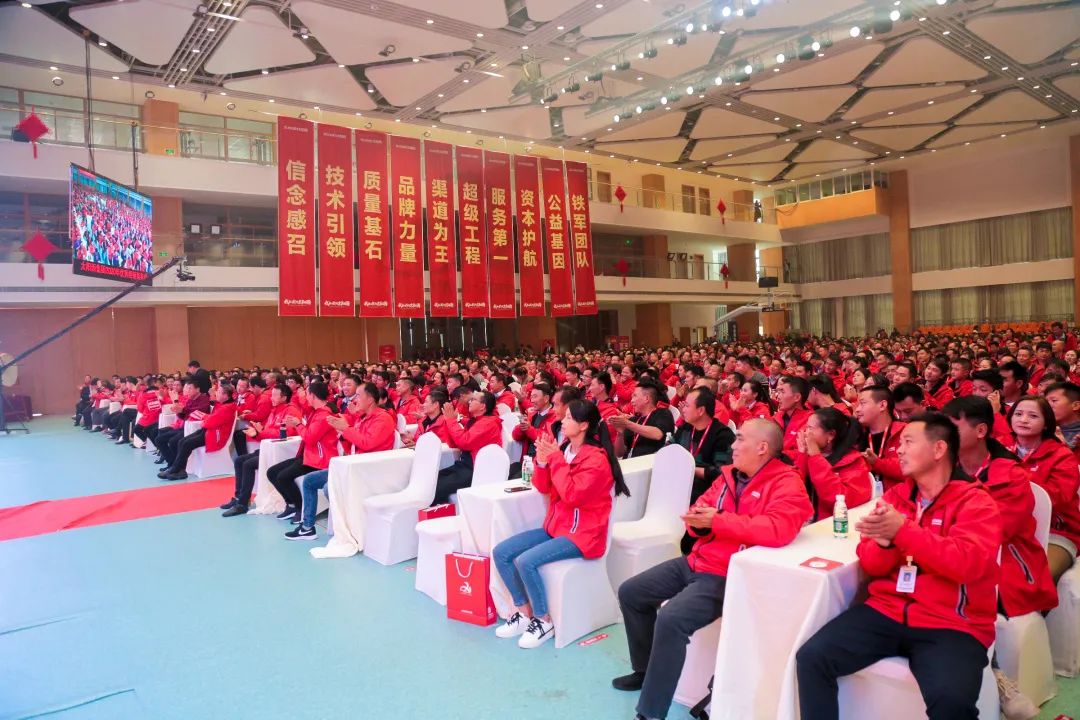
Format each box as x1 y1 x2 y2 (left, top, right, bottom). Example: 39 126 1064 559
362 433 443 565
1048 562 1080 676
669 406 680 424
1030 482 1051 549
496 403 511 417
501 413 523 464
396 413 407 433
187 416 237 478
666 385 677 401
108 401 121 414
414 445 511 605
607 444 695 593
132 412 145 448
675 617 723 711
251 437 302 515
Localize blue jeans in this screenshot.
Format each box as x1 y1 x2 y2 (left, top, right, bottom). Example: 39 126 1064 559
300 470 329 529
492 528 582 618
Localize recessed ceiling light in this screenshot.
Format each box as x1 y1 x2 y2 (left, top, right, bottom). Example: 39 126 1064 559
965 142 970 146
941 30 950 35
412 57 420 63
208 27 215 32
556 25 564 30
1040 125 1046 129
220 91 227 96
1017 76 1024 81
1001 66 1008 71
180 67 188 72
481 108 487 113
984 55 991 60
168 83 175 88
396 119 402 122
563 56 570 61
111 75 119 80
970 89 977 93
1000 133 1006 138
356 112 363 116
521 45 529 50
850 120 857 125
636 76 643 81
20 2 31 7
268 98 274 102
795 123 801 128
261 69 269 75
927 100 934 105
191 48 201 53
49 65 57 71
1033 85 1040 89
596 2 604 7
426 19 434 24
338 64 345 68
463 78 469 83
476 32 484 38
1045 94 1052 98
313 105 319 109
98 40 108 47
774 117 780 121
415 106 421 110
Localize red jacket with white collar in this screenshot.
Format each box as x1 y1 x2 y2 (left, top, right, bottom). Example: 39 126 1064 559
415 415 452 445
295 407 340 470
494 390 517 414
858 476 1002 648
341 407 397 455
978 441 1058 617
772 407 812 458
1017 438 1080 548
255 403 301 440
795 448 872 521
733 400 772 428
863 421 907 491
924 380 955 411
513 407 556 456
192 401 237 452
136 391 162 427
533 443 614 559
685 457 813 577
445 414 503 462
395 394 422 424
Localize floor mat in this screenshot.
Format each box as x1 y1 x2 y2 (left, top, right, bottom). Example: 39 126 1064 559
0 477 235 542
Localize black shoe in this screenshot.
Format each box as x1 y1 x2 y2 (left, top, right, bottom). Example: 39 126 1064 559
89 427 103 433
154 457 168 465
290 511 303 525
612 672 646 692
222 505 248 517
157 468 171 478
276 505 297 520
219 497 238 510
163 470 188 481
284 525 316 540
115 438 128 445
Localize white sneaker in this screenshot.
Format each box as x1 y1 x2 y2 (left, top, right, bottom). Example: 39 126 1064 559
994 669 1039 720
494 612 528 638
518 616 555 648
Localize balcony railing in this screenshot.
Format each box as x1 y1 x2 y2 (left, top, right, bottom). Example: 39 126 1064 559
591 182 775 224
594 252 784 284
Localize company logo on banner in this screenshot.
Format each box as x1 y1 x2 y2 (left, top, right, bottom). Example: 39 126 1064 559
317 123 355 316
277 117 316 316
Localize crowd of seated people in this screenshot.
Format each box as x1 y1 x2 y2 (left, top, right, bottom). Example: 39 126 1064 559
75 320 1080 719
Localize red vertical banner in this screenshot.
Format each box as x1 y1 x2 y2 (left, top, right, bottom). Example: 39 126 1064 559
484 151 515 318
316 123 355 316
389 136 424 317
277 117 316 315
514 156 545 317
424 141 457 317
456 146 488 317
540 158 574 317
564 161 597 315
355 130 392 316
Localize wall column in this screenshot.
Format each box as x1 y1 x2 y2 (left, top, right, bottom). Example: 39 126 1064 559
140 98 180 157
641 173 666 210
1071 137 1080 323
726 243 756 282
642 234 668 278
635 303 673 347
153 306 189 373
152 195 183 262
888 170 914 332
732 189 754 222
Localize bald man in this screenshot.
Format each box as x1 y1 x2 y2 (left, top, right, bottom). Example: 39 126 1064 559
613 419 813 720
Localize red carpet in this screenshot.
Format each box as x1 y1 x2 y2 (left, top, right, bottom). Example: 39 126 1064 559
0 477 236 542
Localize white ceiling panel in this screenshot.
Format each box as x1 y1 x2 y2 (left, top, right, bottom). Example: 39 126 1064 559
224 65 377 110
368 57 471 107
711 163 788 181
741 0 864 31
864 95 980 127
784 161 853 180
435 68 531 112
926 122 1036 148
0 6 128 72
70 0 197 67
561 105 616 137
600 138 688 162
864 37 986 87
793 139 876 163
441 106 553 140
752 44 884 91
581 0 683 38
955 90 1059 125
691 107 786 138
726 32 788 60
743 86 857 122
690 136 777 161
851 125 948 150
714 145 795 165
1055 75 1080 102
598 112 686 142
525 0 578 22
204 7 314 75
292 1 472 67
966 6 1080 64
390 0 509 29
843 85 965 119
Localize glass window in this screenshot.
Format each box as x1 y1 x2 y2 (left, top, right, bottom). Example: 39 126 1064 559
698 187 711 215
0 87 18 103
797 183 810 202
180 111 225 128
809 181 821 200
89 100 138 119
821 177 833 197
24 91 82 112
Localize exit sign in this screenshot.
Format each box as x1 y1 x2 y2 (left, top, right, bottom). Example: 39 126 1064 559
158 251 169 257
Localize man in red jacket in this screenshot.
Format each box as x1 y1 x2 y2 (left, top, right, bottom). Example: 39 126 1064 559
433 391 503 504
614 419 812 720
796 414 1002 720
512 382 556 470
267 382 339 524
855 385 907 491
158 383 238 480
393 375 422 425
222 384 301 517
773 375 812 458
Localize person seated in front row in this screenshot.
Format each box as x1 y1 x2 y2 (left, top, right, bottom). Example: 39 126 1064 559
404 387 451 447
613 419 812 720
492 400 629 648
796 414 1002 720
266 382 340 524
673 386 735 554
132 380 163 448
222 384 300 517
284 382 397 540
610 377 675 459
794 407 871 522
157 383 238 481
433 391 503 505
153 378 211 467
1010 396 1080 583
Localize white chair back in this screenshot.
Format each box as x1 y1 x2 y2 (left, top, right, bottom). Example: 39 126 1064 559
405 432 443 503
496 403 511 417
666 385 677 401
727 420 737 433
642 444 695 533
1030 481 1052 550
501 413 519 447
396 413 407 433
473 445 511 487
393 432 405 449
669 406 680 425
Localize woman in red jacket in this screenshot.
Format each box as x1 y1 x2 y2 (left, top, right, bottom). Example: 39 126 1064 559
492 399 629 648
157 383 238 481
1011 396 1080 582
266 382 340 523
730 380 773 428
795 407 871 521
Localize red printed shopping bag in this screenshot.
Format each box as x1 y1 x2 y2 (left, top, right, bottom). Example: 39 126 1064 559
445 552 497 626
418 503 456 522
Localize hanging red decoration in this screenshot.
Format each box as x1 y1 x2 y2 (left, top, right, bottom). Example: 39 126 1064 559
22 232 58 281
13 110 50 159
614 258 630 286
613 184 627 212
716 198 727 225
720 262 730 289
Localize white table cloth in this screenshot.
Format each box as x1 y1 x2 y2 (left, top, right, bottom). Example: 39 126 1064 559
310 445 459 559
711 504 873 720
250 437 302 515
157 410 176 430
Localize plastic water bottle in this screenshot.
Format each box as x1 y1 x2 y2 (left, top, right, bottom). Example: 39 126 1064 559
833 494 849 539
521 456 534 487
279 425 287 440
871 474 884 500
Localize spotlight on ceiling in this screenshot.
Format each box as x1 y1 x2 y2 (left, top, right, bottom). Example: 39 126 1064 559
144 90 155 99
226 102 236 110
639 47 658 59
585 71 604 82
889 9 901 22
611 59 631 72
51 76 63 86
377 44 396 58
849 25 862 38
775 52 786 64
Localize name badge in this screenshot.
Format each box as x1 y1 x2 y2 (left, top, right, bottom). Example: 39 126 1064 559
896 556 917 593
751 490 761 499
